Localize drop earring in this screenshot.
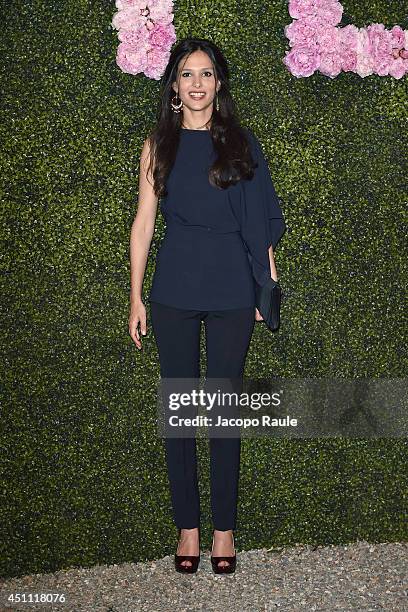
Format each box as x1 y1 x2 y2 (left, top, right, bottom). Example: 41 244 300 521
171 93 183 113
215 93 219 112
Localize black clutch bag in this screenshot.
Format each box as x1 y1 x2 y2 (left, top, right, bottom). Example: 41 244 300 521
254 277 282 331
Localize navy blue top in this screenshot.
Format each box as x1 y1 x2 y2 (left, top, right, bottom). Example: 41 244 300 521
148 127 286 310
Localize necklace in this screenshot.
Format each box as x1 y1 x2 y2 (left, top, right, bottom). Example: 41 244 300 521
181 120 211 131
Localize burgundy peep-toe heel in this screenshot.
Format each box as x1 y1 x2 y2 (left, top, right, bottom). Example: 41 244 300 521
174 528 200 574
210 531 236 574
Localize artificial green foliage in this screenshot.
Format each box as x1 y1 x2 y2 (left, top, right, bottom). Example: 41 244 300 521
0 0 407 579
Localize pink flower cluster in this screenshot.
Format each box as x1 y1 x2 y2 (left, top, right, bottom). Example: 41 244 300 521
283 0 408 79
112 0 176 80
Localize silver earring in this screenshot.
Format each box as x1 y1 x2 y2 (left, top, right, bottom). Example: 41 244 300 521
171 93 183 113
216 93 219 112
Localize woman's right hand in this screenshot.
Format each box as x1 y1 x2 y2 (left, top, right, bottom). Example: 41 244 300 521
129 299 147 350
255 307 264 321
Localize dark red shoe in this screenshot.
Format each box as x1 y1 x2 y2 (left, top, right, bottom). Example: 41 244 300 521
174 528 200 574
210 531 236 574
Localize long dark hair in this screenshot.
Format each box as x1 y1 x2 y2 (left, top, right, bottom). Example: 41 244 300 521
147 37 256 198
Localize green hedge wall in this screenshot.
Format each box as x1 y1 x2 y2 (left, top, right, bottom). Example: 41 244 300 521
1 1 407 578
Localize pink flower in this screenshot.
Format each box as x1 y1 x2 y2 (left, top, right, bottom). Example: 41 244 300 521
282 44 320 77
117 23 148 46
319 51 342 77
284 17 320 47
289 0 342 26
338 24 358 51
288 0 320 20
388 56 408 79
338 25 358 71
148 21 176 50
355 28 374 77
390 25 405 48
111 7 144 31
315 0 343 27
149 0 174 23
145 47 171 80
116 42 148 76
315 24 340 54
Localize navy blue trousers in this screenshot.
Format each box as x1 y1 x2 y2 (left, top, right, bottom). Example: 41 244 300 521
150 301 255 531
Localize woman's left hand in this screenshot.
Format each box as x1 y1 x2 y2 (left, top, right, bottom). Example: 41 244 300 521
255 274 278 321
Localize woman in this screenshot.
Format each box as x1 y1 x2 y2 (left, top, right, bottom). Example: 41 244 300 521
129 37 286 575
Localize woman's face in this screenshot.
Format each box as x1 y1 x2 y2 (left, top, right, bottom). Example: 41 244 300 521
172 50 220 113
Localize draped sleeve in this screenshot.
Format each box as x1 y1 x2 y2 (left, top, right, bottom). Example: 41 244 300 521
236 129 286 287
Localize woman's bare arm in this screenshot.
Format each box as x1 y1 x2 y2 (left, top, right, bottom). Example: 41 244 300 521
129 136 159 349
268 245 278 282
